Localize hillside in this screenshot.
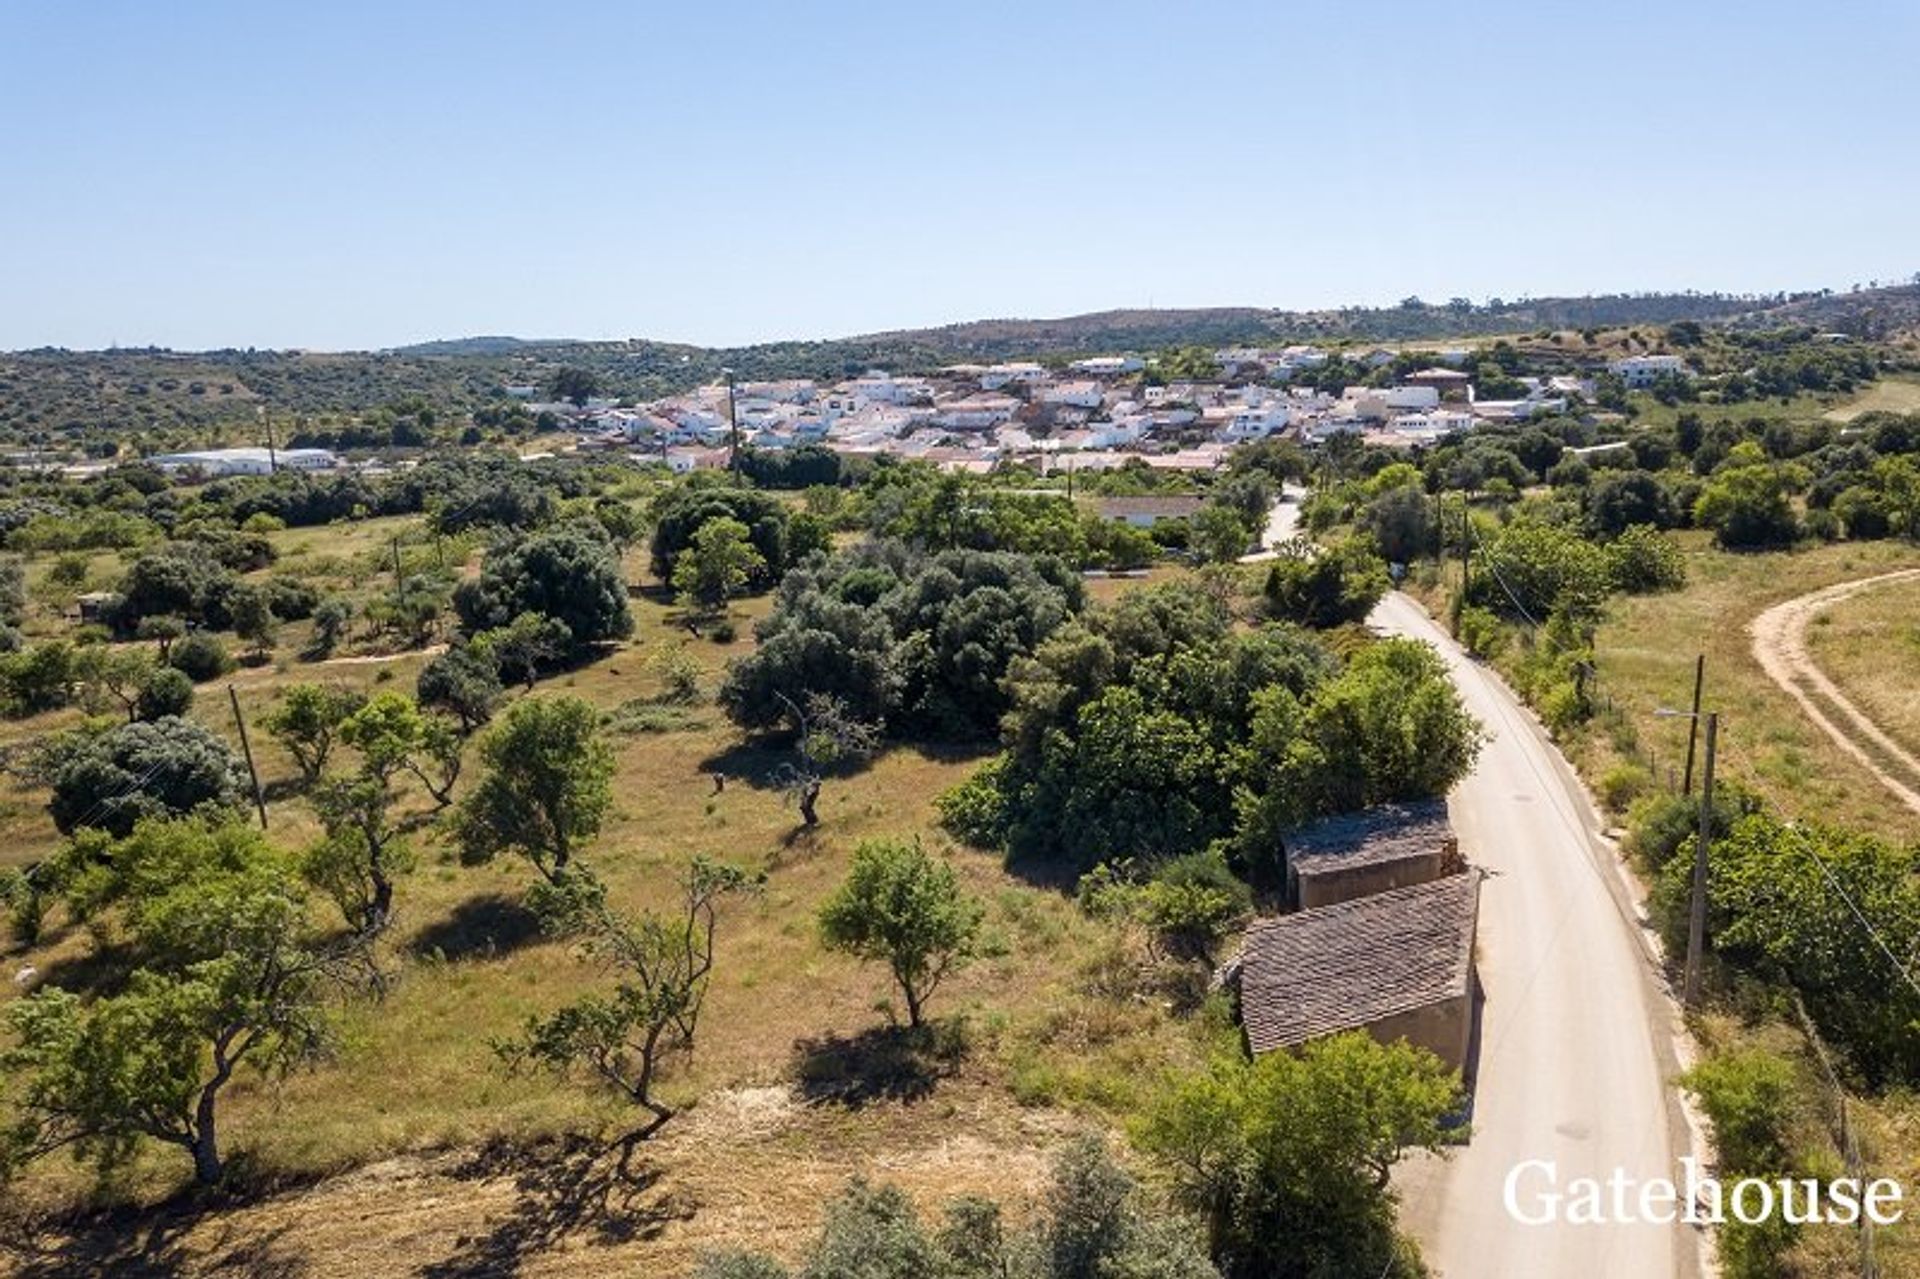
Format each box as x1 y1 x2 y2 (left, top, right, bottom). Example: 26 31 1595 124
5 282 1918 455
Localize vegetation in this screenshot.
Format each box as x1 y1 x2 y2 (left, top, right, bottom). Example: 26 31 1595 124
818 839 984 1029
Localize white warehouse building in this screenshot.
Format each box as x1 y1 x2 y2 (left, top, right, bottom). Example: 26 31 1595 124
147 447 340 476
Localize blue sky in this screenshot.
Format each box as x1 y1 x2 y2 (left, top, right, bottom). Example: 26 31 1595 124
3 0 1916 351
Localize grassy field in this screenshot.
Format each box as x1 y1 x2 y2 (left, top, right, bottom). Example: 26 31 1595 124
0 535 1221 1276
1574 533 1920 843
1823 375 1920 422
1804 572 1920 764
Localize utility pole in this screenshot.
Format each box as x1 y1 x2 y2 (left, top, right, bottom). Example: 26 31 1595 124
1681 655 1706 795
1453 500 1471 635
723 367 740 473
1684 711 1719 1008
261 407 278 475
229 684 268 830
391 537 404 591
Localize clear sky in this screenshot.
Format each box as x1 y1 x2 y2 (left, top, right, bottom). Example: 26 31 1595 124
3 0 1916 352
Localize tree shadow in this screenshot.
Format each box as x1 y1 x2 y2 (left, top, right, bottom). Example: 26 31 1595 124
409 894 545 963
0 1203 305 1279
34 938 143 1000
790 1022 970 1109
415 1135 691 1279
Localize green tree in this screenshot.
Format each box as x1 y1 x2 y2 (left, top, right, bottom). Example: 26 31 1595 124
500 858 750 1141
262 683 368 786
0 819 341 1186
1693 463 1801 549
135 666 195 722
454 524 634 647
227 582 280 658
477 611 572 690
305 596 353 660
1136 1033 1461 1278
818 838 984 1028
416 641 503 732
1260 539 1390 628
549 365 601 407
454 695 614 884
48 717 250 837
168 630 234 682
1191 504 1256 564
672 516 766 613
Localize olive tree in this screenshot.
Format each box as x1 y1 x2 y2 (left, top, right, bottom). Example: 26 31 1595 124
454 695 613 884
501 858 751 1142
0 818 349 1187
818 838 983 1028
48 716 250 837
263 683 367 787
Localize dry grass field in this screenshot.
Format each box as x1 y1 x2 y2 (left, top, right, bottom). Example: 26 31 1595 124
1823 375 1920 422
1803 572 1920 762
0 523 1221 1278
1574 533 1920 843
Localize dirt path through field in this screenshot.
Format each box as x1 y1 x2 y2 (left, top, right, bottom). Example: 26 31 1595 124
1749 568 1920 817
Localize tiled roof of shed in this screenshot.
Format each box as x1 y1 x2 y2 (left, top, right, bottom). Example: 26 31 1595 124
1287 799 1453 879
1239 872 1478 1055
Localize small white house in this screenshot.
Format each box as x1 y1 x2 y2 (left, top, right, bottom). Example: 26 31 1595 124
1042 380 1106 410
980 362 1049 390
1608 355 1691 388
1068 356 1144 376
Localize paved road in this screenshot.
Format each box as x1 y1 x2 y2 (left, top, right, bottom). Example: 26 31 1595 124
1238 485 1304 562
1374 592 1704 1279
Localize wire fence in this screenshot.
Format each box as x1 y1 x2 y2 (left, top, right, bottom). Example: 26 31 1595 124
1792 992 1880 1279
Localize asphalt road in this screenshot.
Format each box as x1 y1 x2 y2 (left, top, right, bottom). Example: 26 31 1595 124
1374 592 1704 1279
1238 485 1304 562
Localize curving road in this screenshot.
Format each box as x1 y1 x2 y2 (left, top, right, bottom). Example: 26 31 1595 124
1374 592 1705 1279
1749 568 1920 818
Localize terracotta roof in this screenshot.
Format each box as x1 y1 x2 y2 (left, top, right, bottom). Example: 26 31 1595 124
1288 798 1454 879
1238 872 1479 1055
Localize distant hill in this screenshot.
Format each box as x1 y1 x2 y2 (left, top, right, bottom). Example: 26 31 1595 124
387 336 582 357
3 281 1915 448
1732 283 1920 338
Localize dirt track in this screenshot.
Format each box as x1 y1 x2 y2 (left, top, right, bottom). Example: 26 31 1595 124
1749 568 1920 818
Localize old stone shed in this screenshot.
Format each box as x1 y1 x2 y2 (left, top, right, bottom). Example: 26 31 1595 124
1285 797 1461 910
1234 872 1481 1072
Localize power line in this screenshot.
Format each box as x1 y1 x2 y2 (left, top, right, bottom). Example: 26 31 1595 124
1462 517 1545 630
1791 825 1920 1003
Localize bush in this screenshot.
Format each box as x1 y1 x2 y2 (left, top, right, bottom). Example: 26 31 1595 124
169 631 234 682
47 716 250 836
1681 1047 1803 1278
936 757 1012 849
1260 538 1389 628
134 666 195 721
1596 763 1652 814
1454 604 1505 659
1603 525 1686 593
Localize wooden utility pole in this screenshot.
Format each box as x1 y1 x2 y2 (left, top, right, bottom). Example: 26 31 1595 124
391 537 404 590
1683 711 1719 1008
724 368 740 472
1453 501 1471 635
228 684 269 830
1681 655 1705 795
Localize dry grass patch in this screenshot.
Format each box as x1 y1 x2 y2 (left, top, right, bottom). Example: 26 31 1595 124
1804 572 1920 764
1579 533 1920 842
1823 376 1920 422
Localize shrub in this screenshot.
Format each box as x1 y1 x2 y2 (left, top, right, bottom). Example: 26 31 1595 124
1596 763 1652 814
1604 525 1686 593
936 757 1012 849
134 666 195 721
169 631 234 682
